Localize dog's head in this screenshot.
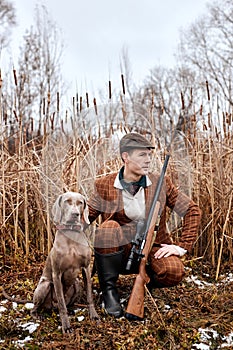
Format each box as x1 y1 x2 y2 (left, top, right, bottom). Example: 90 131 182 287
52 192 90 226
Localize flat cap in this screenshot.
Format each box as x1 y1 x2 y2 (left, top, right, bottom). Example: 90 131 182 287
119 132 155 154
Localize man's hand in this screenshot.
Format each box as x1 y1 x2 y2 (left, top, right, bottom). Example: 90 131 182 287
154 244 181 259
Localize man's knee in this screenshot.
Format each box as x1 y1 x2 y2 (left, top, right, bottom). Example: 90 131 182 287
99 220 121 229
94 220 123 254
149 256 185 287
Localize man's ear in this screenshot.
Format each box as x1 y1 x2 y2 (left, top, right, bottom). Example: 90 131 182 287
121 151 129 163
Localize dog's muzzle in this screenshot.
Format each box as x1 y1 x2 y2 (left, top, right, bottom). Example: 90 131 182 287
56 224 83 231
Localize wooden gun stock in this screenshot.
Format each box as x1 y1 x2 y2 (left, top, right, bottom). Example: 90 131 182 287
125 258 149 320
125 201 160 320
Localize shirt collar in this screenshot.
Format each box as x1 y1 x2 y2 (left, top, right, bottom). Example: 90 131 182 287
114 167 152 190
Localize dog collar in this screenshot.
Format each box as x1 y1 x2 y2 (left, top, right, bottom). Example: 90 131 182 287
56 224 82 231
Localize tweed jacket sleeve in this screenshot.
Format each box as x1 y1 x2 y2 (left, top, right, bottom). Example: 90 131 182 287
144 173 201 253
164 175 202 253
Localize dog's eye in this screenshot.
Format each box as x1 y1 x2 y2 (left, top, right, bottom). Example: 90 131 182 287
66 199 72 205
76 200 83 206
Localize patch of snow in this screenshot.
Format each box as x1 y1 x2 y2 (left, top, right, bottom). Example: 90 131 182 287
74 308 83 313
164 304 171 310
221 332 233 348
0 305 7 314
185 275 212 288
77 315 85 322
20 321 40 334
192 344 210 350
202 273 210 277
12 336 32 347
12 302 18 309
192 328 233 350
25 303 34 309
218 272 233 285
199 328 218 340
186 272 233 289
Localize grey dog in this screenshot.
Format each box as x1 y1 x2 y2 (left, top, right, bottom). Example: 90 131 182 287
30 192 99 333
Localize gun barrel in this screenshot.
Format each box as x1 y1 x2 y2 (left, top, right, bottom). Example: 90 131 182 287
125 154 170 320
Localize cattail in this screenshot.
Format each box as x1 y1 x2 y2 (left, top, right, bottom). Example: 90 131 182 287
43 120 46 135
57 92 60 113
226 112 231 126
30 117 34 132
13 68 17 86
121 74 125 95
110 122 114 133
109 80 112 100
200 104 203 116
206 80 210 101
76 93 79 114
50 112 55 130
43 98 46 115
13 110 19 122
86 92 89 108
181 91 185 110
47 91 51 105
80 96 82 112
93 97 97 115
61 119 65 133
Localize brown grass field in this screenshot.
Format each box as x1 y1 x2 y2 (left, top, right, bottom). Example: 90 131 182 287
0 73 232 348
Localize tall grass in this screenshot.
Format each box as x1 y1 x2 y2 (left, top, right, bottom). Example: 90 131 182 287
0 70 232 278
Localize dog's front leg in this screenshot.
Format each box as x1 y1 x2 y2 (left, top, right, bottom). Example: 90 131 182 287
83 266 99 319
52 272 71 334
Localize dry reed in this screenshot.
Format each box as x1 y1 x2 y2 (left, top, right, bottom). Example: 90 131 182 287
0 71 232 278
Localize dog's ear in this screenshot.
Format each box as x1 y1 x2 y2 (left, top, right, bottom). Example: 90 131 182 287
52 194 63 224
82 198 90 225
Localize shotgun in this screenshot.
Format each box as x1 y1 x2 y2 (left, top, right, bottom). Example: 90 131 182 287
125 154 170 321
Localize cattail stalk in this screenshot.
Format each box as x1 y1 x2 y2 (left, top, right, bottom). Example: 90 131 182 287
215 192 232 280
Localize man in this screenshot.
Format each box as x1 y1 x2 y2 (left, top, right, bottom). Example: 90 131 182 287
88 132 201 318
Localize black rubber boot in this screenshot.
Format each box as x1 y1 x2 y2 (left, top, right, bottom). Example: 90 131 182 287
95 250 124 318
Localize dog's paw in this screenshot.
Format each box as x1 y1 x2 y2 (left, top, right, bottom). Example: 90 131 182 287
62 319 73 334
63 326 73 334
89 308 100 320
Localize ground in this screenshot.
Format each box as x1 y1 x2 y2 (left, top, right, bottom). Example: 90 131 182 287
0 254 233 349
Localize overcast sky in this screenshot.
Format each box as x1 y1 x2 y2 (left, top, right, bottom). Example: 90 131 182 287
10 0 209 96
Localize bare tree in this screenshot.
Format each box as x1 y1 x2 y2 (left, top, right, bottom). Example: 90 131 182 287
16 4 65 126
177 0 233 107
0 0 16 49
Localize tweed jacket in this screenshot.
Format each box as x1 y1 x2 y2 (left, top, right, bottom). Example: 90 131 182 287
88 172 201 253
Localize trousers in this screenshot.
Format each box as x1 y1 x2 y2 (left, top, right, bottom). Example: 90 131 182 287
94 220 185 288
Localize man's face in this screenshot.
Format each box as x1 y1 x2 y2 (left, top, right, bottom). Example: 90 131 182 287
122 148 152 176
